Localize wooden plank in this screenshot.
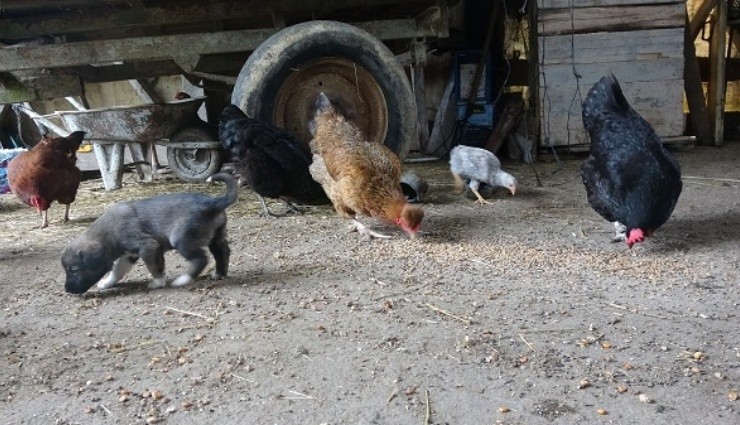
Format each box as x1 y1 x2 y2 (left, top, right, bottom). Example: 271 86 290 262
427 71 456 156
536 10 687 147
539 78 685 146
0 0 433 40
0 1 265 39
0 0 130 10
538 3 684 36
543 80 684 120
0 28 275 73
538 0 682 9
539 28 683 65
413 65 429 153
540 57 684 89
0 19 443 73
707 0 727 145
0 72 82 103
70 61 184 83
542 114 686 146
528 0 541 140
689 0 718 40
683 11 712 145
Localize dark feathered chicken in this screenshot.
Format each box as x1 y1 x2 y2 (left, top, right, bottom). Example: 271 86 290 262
7 131 86 228
581 74 682 248
218 105 328 216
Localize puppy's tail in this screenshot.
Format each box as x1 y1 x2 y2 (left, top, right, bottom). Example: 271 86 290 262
207 173 239 210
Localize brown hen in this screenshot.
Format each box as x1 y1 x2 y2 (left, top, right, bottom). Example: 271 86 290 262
308 93 423 239
7 131 86 228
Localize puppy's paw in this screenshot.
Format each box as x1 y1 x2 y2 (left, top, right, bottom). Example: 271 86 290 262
148 277 167 289
97 273 117 289
171 274 193 287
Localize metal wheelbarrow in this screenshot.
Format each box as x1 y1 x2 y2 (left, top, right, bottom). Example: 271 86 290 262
32 96 222 190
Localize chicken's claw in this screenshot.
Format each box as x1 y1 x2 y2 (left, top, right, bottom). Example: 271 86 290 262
611 222 627 242
471 188 493 205
349 220 391 239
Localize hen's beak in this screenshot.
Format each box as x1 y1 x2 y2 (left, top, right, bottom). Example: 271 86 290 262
509 187 517 196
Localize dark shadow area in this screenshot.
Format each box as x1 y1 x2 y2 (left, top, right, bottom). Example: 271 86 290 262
652 209 740 251
76 267 307 299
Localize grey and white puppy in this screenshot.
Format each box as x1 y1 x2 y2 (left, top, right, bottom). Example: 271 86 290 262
61 173 238 294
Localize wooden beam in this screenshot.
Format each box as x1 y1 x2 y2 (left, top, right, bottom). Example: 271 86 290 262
707 0 727 145
689 0 717 40
0 28 276 74
538 0 681 8
0 19 443 74
684 10 711 145
538 3 684 36
413 65 429 153
69 61 184 83
0 0 130 11
463 1 500 121
528 0 540 144
0 72 82 103
0 0 436 40
427 70 456 155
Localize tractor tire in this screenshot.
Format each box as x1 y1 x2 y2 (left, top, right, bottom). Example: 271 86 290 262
231 20 416 158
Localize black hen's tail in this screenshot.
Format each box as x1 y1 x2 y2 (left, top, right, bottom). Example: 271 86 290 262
207 173 239 210
582 74 633 132
220 105 248 124
218 105 253 159
218 105 249 142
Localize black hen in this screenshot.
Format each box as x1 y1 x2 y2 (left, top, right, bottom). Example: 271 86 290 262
218 105 328 216
581 74 682 248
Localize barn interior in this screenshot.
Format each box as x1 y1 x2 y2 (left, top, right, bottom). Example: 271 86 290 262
1 2 739 424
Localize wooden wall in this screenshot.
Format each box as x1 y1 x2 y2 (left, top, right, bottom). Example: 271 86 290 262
537 0 685 147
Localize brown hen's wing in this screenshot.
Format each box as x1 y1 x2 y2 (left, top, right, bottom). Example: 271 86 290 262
364 142 402 179
54 164 82 205
309 154 354 218
327 141 404 218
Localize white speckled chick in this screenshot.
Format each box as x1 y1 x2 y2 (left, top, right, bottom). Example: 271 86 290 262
449 145 517 204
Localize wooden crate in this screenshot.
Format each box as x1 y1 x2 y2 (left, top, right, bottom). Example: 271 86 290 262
536 0 685 147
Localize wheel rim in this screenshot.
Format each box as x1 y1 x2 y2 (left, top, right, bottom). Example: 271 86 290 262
273 57 388 145
170 148 217 178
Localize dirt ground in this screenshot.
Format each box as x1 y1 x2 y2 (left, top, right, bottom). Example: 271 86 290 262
0 142 738 425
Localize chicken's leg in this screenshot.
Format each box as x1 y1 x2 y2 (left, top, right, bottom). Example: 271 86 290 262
349 219 391 239
40 210 49 228
452 173 465 193
282 199 306 215
468 180 492 205
612 222 627 243
63 204 71 222
470 188 492 205
258 195 283 218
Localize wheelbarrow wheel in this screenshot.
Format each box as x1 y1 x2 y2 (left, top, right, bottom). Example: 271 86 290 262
166 126 222 182
231 20 416 158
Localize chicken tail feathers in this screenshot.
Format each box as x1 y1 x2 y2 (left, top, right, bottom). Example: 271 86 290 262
220 105 248 123
315 92 333 115
582 74 632 132
207 173 239 210
67 131 86 150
